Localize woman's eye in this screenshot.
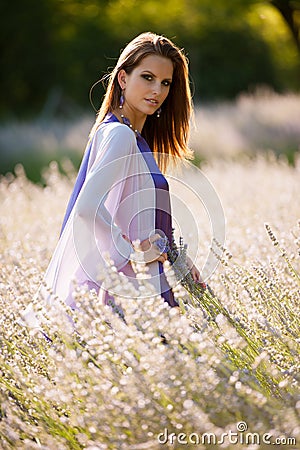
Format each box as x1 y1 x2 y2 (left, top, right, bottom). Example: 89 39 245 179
142 74 171 86
142 74 152 81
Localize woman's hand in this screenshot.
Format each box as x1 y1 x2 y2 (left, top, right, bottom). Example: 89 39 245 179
140 233 168 264
186 255 206 287
123 233 167 264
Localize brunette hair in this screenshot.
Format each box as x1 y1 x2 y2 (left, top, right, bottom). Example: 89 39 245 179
91 32 193 171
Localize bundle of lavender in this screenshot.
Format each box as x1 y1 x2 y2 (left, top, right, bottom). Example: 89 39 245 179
166 230 261 359
167 231 225 316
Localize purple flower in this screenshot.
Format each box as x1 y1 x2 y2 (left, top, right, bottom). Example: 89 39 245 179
154 237 169 253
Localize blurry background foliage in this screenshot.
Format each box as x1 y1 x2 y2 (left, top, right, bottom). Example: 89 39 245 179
0 0 299 182
1 0 299 117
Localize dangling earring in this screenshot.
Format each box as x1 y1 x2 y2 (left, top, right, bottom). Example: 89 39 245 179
119 93 124 109
156 107 162 118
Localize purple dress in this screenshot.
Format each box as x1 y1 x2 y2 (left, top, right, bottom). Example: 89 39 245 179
43 113 178 308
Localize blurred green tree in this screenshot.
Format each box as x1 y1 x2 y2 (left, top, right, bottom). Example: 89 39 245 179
270 0 300 51
0 0 299 117
0 0 57 117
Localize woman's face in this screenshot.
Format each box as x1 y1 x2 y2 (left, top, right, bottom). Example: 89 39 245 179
118 54 174 117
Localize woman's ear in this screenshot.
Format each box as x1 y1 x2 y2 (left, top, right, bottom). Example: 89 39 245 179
117 69 127 90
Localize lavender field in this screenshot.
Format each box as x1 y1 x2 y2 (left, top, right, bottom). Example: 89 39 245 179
0 92 299 449
1 90 300 180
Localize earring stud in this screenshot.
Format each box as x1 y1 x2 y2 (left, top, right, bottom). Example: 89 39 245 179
156 107 162 118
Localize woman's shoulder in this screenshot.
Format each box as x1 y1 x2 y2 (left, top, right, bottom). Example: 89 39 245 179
89 120 138 164
96 120 136 145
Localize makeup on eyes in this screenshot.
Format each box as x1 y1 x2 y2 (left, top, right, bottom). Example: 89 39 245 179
141 71 172 86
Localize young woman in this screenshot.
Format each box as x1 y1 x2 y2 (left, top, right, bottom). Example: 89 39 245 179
42 32 201 310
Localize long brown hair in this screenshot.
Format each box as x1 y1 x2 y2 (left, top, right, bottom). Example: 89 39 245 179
90 32 193 172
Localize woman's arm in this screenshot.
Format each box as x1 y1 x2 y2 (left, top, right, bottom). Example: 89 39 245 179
73 125 136 278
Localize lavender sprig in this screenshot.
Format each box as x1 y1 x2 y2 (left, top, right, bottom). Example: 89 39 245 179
167 229 260 357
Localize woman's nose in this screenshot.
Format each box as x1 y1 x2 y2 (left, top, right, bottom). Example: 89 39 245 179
152 82 162 96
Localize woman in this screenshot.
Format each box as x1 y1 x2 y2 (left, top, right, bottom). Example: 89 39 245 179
41 32 201 310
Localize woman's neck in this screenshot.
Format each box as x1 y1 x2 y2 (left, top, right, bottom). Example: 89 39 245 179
112 107 146 134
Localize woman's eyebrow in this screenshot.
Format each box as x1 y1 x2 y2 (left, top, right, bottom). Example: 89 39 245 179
141 70 172 81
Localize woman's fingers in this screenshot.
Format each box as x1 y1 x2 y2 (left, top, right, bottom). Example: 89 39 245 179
157 252 168 263
139 235 168 263
140 234 163 251
186 255 206 287
192 268 206 288
140 237 152 252
191 265 200 282
142 246 167 264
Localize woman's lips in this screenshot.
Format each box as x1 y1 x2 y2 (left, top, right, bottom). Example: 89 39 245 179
145 98 159 106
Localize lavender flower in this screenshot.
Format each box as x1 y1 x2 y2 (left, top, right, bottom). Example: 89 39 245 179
154 236 169 253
